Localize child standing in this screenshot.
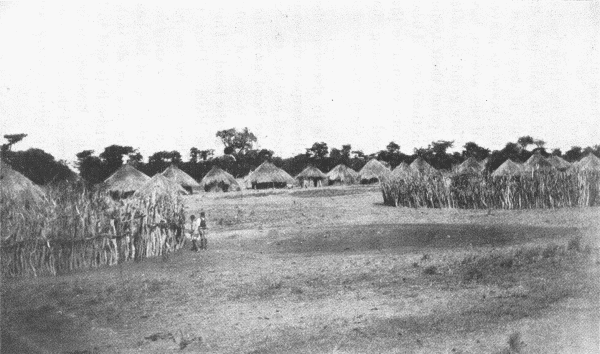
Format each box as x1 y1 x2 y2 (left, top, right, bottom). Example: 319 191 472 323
189 214 201 252
199 211 208 250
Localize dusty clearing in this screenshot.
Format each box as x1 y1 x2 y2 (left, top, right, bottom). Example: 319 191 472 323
2 186 600 353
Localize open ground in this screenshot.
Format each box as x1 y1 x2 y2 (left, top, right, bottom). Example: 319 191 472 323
2 186 599 353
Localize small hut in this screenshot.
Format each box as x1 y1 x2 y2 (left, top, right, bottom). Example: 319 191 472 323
245 162 296 189
491 159 524 177
456 157 483 175
574 153 600 172
199 166 241 192
296 165 327 187
0 160 46 206
327 164 359 185
523 153 556 173
409 157 438 176
134 174 188 198
162 165 201 194
546 155 571 172
391 162 412 180
358 159 390 184
102 164 150 198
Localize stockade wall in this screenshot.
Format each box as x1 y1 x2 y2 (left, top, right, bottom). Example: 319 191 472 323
381 170 600 209
1 186 186 277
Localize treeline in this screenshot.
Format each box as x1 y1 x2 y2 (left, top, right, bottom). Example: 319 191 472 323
2 130 599 186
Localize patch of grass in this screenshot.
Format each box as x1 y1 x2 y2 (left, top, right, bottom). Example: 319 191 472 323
290 187 374 198
423 265 438 275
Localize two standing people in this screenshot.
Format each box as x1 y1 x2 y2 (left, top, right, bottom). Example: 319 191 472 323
189 211 208 251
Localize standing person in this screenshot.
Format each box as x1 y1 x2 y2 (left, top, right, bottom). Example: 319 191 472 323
189 214 201 252
199 211 208 250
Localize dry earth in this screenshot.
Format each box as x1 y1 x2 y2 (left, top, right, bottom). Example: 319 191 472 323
2 186 599 353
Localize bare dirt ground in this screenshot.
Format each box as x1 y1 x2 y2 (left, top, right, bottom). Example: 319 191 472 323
2 186 599 353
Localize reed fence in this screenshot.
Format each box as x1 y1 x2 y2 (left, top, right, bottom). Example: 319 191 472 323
1 184 186 277
381 170 600 209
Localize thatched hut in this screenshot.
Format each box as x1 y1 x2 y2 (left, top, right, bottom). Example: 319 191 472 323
245 162 295 189
0 160 46 206
162 165 201 194
296 165 327 187
523 153 556 173
102 164 150 198
391 162 412 180
358 159 390 184
546 155 571 171
491 159 524 177
199 166 241 192
409 157 438 176
574 154 600 172
134 174 188 198
327 164 359 185
456 157 483 175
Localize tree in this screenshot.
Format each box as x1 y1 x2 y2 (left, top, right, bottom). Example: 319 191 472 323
190 147 200 163
99 145 136 174
306 142 329 160
517 136 534 150
386 141 400 154
76 150 105 184
564 146 583 162
551 148 562 157
462 142 490 161
8 148 73 185
2 133 28 152
533 139 546 149
216 127 257 154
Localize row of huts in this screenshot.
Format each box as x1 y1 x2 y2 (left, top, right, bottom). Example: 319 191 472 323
3 153 600 201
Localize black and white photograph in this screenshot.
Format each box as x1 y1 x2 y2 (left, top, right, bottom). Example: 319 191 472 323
1 2 599 353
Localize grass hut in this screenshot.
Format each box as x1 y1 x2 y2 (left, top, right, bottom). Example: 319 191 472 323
359 159 390 184
296 165 327 187
491 159 524 177
523 153 556 173
199 166 241 192
162 165 201 194
546 155 571 171
0 159 46 206
410 157 438 176
456 157 483 175
245 162 295 189
134 174 188 198
574 153 600 172
391 162 412 180
102 164 150 198
327 164 359 185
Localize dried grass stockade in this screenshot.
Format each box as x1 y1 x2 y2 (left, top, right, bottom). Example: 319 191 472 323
1 184 186 277
381 169 600 209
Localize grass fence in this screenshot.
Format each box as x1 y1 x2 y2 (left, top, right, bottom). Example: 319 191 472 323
381 170 600 209
1 184 186 277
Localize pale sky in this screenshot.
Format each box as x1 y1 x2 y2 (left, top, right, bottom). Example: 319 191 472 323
1 1 598 165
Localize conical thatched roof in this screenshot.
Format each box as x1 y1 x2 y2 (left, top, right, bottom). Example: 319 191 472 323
410 157 438 175
327 164 359 184
391 162 412 179
524 153 555 172
491 159 524 177
546 155 571 171
296 165 327 180
359 159 390 181
103 164 150 193
200 166 241 192
245 162 295 185
0 160 46 204
456 157 483 175
134 174 188 198
574 153 600 172
162 165 201 189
